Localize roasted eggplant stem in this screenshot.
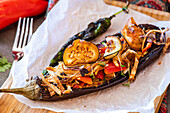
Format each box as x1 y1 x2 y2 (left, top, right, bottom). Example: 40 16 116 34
0 88 24 94
0 80 40 100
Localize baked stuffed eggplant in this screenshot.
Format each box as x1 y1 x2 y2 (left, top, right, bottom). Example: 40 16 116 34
0 17 169 101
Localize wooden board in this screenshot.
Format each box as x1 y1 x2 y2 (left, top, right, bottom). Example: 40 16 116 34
104 0 170 21
0 1 169 112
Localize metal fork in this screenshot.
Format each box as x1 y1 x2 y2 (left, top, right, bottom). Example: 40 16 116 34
12 17 33 61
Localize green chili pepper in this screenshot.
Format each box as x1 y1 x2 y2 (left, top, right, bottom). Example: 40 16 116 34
49 1 130 67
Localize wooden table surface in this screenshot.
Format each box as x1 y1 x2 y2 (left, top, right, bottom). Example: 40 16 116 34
0 1 169 112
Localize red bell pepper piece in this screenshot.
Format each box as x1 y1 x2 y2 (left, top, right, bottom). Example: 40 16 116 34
99 47 107 53
73 82 85 89
73 84 81 89
0 0 48 30
104 61 126 74
95 70 104 80
142 43 152 53
77 77 92 84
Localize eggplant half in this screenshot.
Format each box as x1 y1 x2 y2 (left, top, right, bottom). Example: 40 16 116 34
0 24 166 101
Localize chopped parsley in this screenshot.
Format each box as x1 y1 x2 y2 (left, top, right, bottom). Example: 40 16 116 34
121 72 125 76
90 73 95 79
0 55 11 72
122 81 130 87
121 64 125 67
42 69 48 75
97 61 105 66
101 42 107 47
90 73 94 76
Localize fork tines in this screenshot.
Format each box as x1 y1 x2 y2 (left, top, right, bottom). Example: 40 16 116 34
12 17 33 52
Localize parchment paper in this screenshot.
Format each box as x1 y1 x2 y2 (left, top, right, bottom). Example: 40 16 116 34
10 0 170 112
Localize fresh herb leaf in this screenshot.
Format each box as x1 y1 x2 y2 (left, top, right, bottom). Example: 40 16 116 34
122 81 130 87
42 69 48 75
0 57 11 72
121 72 125 76
90 73 94 76
98 64 105 66
0 67 6 72
121 64 125 67
101 42 107 47
97 61 105 66
90 73 95 79
123 83 130 87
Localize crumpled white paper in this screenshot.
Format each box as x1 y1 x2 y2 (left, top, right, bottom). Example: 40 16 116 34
10 0 170 112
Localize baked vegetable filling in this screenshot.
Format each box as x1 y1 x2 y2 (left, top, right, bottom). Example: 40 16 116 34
38 17 169 96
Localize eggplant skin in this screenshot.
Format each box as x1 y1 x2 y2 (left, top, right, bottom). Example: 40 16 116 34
37 24 164 101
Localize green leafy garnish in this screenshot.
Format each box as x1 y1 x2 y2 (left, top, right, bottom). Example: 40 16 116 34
121 72 125 76
42 69 48 75
90 73 95 79
122 81 130 87
97 61 105 66
0 56 11 72
90 73 94 76
121 64 125 67
98 64 105 66
101 42 107 47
